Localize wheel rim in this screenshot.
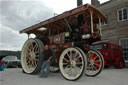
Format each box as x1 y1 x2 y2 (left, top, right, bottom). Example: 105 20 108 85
59 47 85 80
86 50 104 76
21 39 40 73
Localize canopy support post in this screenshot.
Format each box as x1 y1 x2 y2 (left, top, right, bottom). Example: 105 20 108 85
99 17 102 36
49 28 51 36
64 18 72 32
28 34 29 39
90 11 94 34
27 34 30 39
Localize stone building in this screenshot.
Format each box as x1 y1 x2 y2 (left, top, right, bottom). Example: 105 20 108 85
91 0 128 61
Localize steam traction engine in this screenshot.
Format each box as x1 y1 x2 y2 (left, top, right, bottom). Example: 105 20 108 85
20 4 106 81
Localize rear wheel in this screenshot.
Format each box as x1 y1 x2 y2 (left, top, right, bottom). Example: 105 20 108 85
21 38 44 74
59 47 87 81
85 50 104 77
115 58 125 69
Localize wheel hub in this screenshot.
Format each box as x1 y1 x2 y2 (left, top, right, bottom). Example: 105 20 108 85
30 52 36 59
90 60 94 65
70 60 76 67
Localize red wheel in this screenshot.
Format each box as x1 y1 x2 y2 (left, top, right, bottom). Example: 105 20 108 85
115 58 125 69
85 49 104 77
59 47 87 81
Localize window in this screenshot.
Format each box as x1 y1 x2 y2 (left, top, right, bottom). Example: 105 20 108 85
119 38 128 61
102 19 108 26
90 44 102 50
102 14 108 26
117 8 128 22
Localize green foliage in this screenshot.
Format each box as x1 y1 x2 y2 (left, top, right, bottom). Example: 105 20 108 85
0 50 21 59
125 62 128 68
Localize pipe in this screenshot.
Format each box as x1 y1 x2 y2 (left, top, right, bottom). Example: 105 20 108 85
90 12 94 33
64 18 72 32
77 0 83 6
28 34 30 39
99 17 102 36
77 0 84 34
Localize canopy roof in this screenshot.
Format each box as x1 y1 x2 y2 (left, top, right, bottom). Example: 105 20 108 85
20 4 106 35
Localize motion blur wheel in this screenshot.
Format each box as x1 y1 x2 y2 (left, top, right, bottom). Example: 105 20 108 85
85 49 104 77
59 47 87 81
21 38 44 74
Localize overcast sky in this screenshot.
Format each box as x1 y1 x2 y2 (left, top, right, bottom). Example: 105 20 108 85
0 0 109 51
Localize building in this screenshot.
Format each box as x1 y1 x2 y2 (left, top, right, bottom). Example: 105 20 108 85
91 0 128 61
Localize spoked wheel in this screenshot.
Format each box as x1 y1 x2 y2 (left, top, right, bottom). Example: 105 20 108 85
59 47 87 81
115 58 125 69
85 49 104 77
21 38 44 74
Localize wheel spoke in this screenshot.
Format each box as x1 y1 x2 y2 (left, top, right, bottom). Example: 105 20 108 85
69 50 73 61
67 66 72 75
92 65 97 70
35 47 38 52
67 52 70 57
89 64 92 69
63 58 69 63
63 63 69 65
95 63 100 67
70 68 73 76
89 52 93 58
27 60 31 66
93 56 98 61
33 45 38 52
64 64 70 69
76 61 82 64
33 44 36 51
95 59 100 63
26 43 39 67
67 52 71 61
33 60 36 66
74 51 78 58
88 53 91 60
90 66 94 71
29 44 33 52
70 50 72 58
74 56 81 62
74 66 78 74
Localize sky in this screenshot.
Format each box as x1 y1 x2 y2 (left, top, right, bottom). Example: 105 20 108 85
0 0 109 51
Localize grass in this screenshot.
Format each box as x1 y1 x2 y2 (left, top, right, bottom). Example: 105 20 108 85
125 62 128 68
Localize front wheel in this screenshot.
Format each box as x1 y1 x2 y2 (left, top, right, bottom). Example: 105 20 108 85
59 47 87 81
85 49 104 77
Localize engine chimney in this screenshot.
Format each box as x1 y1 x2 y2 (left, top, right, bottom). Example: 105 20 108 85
91 0 100 7
77 0 84 27
77 0 83 6
77 0 84 40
